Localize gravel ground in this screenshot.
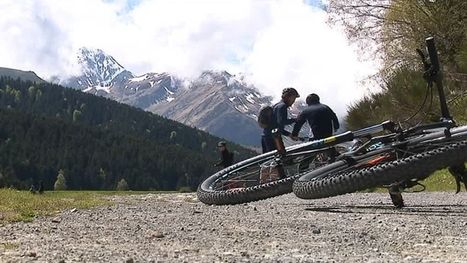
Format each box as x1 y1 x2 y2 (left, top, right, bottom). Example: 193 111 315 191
1 192 466 262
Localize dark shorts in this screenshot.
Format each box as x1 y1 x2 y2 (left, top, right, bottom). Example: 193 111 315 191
261 135 275 154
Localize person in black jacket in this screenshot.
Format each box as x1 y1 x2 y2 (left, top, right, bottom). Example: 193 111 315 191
291 93 339 140
215 141 234 168
261 87 300 153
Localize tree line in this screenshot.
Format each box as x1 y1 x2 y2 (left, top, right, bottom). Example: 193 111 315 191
0 77 255 190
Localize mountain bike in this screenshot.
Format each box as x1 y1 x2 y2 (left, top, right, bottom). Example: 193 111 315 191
292 37 467 207
197 94 399 204
197 129 352 205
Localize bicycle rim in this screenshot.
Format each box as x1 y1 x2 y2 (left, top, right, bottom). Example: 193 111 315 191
197 146 334 205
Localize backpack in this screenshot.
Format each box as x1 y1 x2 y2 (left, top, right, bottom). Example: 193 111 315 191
257 106 273 128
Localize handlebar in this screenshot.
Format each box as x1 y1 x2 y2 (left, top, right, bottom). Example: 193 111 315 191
426 37 440 73
416 48 430 72
415 37 452 121
416 37 440 82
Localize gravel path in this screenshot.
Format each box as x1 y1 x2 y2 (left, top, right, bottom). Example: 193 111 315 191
1 192 466 262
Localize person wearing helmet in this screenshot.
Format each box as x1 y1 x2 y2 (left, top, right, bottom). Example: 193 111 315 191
261 87 300 153
291 93 339 140
215 141 234 168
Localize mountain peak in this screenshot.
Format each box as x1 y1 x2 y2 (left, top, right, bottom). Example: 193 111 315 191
76 47 128 85
198 70 247 88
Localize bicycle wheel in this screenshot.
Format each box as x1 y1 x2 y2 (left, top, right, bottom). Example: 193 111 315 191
197 145 333 205
293 127 467 199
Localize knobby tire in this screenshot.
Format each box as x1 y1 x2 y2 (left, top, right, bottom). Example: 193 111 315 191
293 140 467 199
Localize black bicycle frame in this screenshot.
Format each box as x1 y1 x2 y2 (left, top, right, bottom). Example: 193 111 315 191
425 37 452 121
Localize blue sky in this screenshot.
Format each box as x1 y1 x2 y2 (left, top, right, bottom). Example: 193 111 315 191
125 0 142 9
116 0 142 13
303 0 326 9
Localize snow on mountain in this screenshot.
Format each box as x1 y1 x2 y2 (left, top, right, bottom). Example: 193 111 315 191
77 48 125 85
149 70 273 146
129 75 147 82
61 48 275 146
61 48 134 95
60 48 184 110
120 72 184 109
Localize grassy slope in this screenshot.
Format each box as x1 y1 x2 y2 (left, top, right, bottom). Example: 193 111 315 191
365 168 464 193
419 169 460 191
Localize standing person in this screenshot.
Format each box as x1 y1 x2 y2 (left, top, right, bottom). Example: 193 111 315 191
291 93 339 140
37 180 44 194
215 141 234 168
261 87 300 153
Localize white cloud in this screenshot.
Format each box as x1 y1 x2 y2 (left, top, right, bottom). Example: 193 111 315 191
0 0 377 116
240 1 377 115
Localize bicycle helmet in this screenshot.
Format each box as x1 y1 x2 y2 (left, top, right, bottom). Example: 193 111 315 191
282 87 300 98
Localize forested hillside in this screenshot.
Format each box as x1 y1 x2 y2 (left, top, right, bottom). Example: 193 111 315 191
0 77 255 190
0 67 44 84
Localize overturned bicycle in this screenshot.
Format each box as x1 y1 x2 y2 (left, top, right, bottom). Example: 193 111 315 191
197 37 467 207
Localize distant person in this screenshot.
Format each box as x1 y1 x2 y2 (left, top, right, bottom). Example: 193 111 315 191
29 181 44 194
29 184 37 194
215 141 234 168
38 180 44 194
261 87 300 153
291 93 339 140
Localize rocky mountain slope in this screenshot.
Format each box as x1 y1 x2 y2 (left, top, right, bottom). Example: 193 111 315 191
61 48 274 146
149 71 271 146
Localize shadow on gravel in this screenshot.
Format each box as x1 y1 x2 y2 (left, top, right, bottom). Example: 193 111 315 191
304 204 467 217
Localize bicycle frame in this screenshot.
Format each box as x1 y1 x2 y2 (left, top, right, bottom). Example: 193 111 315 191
425 37 452 121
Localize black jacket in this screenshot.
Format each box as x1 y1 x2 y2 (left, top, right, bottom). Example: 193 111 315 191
216 149 234 168
263 100 296 137
292 103 339 139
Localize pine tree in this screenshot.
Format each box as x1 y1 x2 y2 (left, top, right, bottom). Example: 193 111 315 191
116 178 129 191
72 110 82 122
201 141 207 151
170 131 177 140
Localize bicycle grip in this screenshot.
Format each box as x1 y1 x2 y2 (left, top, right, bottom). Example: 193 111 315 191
426 37 440 72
